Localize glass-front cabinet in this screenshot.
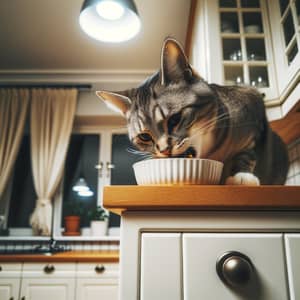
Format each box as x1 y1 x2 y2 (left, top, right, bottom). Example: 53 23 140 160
191 0 300 118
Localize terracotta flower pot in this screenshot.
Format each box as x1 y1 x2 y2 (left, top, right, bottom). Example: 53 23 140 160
64 215 81 236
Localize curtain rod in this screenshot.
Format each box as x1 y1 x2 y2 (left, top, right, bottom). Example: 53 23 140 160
0 84 92 91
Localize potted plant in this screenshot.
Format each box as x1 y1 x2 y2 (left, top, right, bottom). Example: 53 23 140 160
63 201 84 236
87 206 109 236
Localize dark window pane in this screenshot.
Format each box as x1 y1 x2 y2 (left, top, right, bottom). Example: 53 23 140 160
296 0 300 24
221 12 239 33
61 134 99 227
279 0 289 15
219 0 237 8
283 9 295 46
249 66 269 87
8 135 36 228
287 42 298 65
224 66 244 85
110 134 141 227
241 0 260 8
243 12 263 33
222 38 242 60
246 38 266 60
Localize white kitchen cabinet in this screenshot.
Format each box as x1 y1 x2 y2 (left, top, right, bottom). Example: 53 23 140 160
19 263 76 300
183 233 288 300
190 0 300 119
76 263 119 300
116 208 300 300
0 263 22 300
140 233 181 300
285 234 300 300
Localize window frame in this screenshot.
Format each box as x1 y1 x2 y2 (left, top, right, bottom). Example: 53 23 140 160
53 125 128 241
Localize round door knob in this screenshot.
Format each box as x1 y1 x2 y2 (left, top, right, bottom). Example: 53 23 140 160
216 251 253 287
95 265 105 274
44 264 55 274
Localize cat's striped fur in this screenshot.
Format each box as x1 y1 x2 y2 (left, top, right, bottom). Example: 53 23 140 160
97 38 289 185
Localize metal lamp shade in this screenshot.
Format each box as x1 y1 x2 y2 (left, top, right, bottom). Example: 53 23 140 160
79 0 141 42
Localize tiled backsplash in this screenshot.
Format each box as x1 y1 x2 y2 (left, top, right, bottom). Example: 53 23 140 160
286 138 300 185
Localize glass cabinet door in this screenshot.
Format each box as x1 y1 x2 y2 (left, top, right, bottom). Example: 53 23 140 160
268 0 300 95
219 0 273 92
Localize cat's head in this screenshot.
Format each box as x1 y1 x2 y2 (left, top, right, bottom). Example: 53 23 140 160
97 38 217 158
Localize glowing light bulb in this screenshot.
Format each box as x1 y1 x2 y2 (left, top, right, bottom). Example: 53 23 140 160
78 190 94 197
96 1 125 20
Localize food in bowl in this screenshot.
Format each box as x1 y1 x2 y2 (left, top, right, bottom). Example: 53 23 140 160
133 158 224 185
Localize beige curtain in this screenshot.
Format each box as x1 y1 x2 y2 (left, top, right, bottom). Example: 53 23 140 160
0 89 30 197
30 88 77 235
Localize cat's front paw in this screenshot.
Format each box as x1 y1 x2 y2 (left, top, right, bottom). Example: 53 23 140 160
225 172 260 185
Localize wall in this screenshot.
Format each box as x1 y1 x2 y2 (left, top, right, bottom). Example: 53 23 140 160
286 138 300 185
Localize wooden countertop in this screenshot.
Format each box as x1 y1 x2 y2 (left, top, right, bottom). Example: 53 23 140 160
103 185 300 215
0 250 119 263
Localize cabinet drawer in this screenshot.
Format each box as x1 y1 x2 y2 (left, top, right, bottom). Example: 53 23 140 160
183 233 288 300
77 263 119 278
285 234 300 300
0 263 22 278
22 262 76 277
140 233 181 300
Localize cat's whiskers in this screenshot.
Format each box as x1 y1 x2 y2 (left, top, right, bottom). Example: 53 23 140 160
126 147 154 157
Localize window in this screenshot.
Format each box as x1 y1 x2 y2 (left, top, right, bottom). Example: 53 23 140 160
61 134 100 228
8 135 36 229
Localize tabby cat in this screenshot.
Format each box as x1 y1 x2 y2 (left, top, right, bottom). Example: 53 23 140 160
97 38 288 185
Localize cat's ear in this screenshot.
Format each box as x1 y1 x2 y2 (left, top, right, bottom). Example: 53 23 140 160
161 37 192 85
96 90 131 116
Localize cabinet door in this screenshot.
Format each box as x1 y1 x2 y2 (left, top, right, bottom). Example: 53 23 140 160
0 263 22 300
183 233 288 300
76 278 118 300
140 233 181 300
76 263 119 300
285 234 300 300
20 278 75 300
0 278 20 300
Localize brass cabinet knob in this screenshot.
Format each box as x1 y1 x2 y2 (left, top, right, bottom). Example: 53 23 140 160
216 251 253 287
44 264 55 274
95 265 105 274
21 297 25 300
9 297 14 300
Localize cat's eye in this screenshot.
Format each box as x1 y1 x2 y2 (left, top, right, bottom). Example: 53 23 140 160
137 133 153 143
168 112 182 133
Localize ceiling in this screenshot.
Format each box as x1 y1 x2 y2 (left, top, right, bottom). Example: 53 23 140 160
0 0 191 89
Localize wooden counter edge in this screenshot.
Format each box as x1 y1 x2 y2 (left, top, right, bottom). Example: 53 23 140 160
0 250 119 263
103 186 300 215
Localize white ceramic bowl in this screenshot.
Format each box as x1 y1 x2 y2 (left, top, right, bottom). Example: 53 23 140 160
133 158 224 185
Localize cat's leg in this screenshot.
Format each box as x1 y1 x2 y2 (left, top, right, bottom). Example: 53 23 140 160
225 149 260 185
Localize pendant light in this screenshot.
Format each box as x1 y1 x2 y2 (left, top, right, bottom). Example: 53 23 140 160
79 0 141 43
72 177 90 192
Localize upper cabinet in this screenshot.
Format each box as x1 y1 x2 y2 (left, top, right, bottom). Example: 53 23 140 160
190 0 300 121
